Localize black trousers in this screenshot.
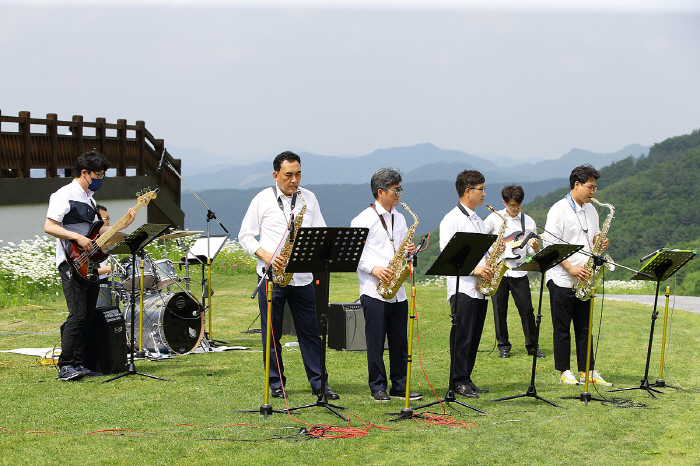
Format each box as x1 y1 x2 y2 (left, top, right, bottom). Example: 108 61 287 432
360 295 408 393
491 275 537 352
547 280 595 373
58 261 100 368
450 293 488 386
257 281 326 390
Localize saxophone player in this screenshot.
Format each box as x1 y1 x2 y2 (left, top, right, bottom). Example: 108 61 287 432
351 168 422 402
238 151 339 400
544 164 612 386
439 170 503 398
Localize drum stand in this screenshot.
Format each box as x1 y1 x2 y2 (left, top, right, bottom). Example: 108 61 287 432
652 285 681 390
103 224 173 384
160 158 229 348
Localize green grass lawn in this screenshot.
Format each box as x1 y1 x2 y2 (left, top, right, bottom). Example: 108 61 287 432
1 273 699 466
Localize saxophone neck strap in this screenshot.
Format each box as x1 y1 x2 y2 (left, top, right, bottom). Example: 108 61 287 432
272 186 297 212
370 204 395 250
457 203 482 233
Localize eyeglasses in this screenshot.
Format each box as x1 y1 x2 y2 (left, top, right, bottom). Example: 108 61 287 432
505 203 522 210
102 216 110 222
581 183 598 192
383 187 403 195
91 171 106 179
467 187 486 193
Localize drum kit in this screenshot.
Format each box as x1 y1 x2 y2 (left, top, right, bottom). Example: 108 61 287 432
97 230 206 356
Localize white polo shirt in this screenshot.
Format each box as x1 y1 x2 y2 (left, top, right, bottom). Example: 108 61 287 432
46 179 99 268
351 203 409 303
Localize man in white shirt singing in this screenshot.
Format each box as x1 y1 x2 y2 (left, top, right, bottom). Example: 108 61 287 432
351 168 422 402
238 151 339 400
544 164 612 387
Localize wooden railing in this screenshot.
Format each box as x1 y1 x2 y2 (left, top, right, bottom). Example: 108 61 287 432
0 110 181 206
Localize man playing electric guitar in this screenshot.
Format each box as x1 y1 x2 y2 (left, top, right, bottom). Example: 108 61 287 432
44 150 135 381
483 185 544 360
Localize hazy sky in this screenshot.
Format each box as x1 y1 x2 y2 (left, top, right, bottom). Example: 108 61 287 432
1 0 698 165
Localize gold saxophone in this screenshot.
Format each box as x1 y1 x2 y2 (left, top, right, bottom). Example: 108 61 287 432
272 190 306 287
377 202 418 300
575 198 615 300
476 205 511 297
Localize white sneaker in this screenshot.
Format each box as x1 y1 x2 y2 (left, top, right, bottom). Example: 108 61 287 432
560 370 579 385
580 371 613 387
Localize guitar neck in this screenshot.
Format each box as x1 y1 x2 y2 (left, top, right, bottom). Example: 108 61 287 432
94 201 144 249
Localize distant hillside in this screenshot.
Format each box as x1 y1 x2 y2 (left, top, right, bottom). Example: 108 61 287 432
525 129 700 295
182 177 569 239
181 143 648 190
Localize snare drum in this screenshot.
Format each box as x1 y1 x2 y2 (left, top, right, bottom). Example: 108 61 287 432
123 291 203 354
121 256 156 291
153 259 178 289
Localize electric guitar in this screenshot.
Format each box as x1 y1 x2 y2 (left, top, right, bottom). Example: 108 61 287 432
64 188 158 280
500 229 543 268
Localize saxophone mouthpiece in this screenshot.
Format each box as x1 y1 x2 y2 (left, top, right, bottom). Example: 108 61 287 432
485 204 496 212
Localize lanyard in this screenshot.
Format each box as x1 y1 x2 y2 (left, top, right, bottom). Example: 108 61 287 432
457 203 482 233
272 186 298 237
370 204 395 251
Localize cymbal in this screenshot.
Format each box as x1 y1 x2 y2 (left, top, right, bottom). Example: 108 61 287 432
103 231 126 247
158 230 204 240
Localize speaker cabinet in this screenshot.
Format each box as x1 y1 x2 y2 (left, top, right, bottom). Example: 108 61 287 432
327 302 388 351
84 306 128 374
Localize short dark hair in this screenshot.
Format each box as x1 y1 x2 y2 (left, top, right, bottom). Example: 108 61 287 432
370 168 402 199
75 150 110 175
501 185 524 204
273 151 301 172
569 164 600 189
95 204 107 213
455 170 485 197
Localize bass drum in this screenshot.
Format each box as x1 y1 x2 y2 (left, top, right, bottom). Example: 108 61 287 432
124 291 203 354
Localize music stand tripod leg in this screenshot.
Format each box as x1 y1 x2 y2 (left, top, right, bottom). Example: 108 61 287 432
411 268 489 416
653 285 680 390
492 269 565 408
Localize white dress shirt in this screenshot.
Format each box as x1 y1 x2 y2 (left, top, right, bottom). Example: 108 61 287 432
544 195 600 288
238 185 326 286
351 203 409 303
439 203 489 301
483 209 537 279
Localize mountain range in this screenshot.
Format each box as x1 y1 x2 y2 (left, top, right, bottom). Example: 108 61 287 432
176 143 649 190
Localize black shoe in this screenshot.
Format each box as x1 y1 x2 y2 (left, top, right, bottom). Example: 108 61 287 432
528 348 546 358
499 348 510 358
57 365 84 382
312 386 340 400
75 365 103 377
454 384 479 399
389 389 423 400
371 390 391 401
468 381 489 393
270 385 285 399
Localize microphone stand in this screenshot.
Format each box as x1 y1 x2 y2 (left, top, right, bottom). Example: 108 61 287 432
161 155 229 347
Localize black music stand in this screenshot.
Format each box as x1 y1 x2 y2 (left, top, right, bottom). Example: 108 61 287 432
607 249 696 399
490 244 582 408
411 232 495 416
281 227 368 422
102 224 172 384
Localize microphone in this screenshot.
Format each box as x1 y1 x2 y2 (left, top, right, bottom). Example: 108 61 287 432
157 151 166 174
640 249 662 263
